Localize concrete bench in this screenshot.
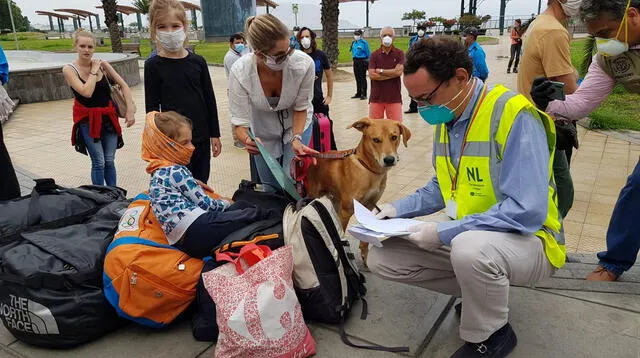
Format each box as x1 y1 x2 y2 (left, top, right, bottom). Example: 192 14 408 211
121 43 141 56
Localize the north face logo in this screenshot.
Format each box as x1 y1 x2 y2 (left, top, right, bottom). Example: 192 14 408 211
0 295 59 334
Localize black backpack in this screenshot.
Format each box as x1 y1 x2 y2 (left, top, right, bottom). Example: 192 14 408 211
0 179 128 348
283 197 408 353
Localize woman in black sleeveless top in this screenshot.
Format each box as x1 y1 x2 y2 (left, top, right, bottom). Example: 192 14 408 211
62 29 136 187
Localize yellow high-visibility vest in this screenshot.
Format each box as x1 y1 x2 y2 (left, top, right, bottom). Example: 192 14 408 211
434 85 566 268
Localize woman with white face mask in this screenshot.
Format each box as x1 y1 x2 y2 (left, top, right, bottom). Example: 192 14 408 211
229 14 317 190
144 0 222 184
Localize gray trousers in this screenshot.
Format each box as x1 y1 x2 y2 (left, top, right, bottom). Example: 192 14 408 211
367 230 555 343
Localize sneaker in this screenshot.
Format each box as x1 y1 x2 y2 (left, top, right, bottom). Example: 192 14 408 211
585 265 618 281
360 95 367 100
450 323 518 358
507 69 511 74
351 94 361 99
404 109 418 114
513 68 518 74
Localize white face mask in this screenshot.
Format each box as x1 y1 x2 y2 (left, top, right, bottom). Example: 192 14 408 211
293 31 298 37
558 0 583 18
417 30 425 37
264 55 288 72
301 37 312 49
595 8 630 57
157 28 185 52
354 35 361 40
382 35 393 47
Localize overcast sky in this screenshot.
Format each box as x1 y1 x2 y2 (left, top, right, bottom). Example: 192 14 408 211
22 0 544 30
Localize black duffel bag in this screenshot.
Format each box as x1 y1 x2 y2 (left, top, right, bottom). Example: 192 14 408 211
0 179 128 348
0 178 126 244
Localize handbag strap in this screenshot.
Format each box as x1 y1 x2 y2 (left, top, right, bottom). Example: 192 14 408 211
215 244 272 274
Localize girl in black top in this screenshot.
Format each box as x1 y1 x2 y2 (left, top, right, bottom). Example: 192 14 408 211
62 29 135 186
144 0 221 183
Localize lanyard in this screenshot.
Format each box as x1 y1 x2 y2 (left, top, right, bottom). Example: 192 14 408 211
444 84 488 198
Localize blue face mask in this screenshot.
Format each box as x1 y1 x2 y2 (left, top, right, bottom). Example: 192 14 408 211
418 78 475 125
234 43 245 53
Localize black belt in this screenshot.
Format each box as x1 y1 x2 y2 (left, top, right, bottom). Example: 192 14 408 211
353 58 368 60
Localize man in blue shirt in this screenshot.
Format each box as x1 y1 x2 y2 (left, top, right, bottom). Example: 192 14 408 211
349 29 371 100
289 26 300 50
368 37 561 357
0 44 19 201
463 27 489 81
406 22 429 113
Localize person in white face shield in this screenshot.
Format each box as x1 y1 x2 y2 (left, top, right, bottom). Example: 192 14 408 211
531 0 640 282
517 0 584 223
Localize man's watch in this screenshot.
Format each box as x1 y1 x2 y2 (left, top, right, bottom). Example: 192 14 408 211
378 69 384 74
290 134 303 144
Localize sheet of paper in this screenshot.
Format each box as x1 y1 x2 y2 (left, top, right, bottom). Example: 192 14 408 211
353 199 423 235
347 225 389 248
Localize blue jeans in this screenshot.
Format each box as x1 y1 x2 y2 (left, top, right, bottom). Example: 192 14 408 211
597 160 640 276
79 123 118 186
253 126 312 191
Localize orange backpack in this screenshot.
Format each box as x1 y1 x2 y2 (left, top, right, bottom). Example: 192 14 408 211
103 193 204 327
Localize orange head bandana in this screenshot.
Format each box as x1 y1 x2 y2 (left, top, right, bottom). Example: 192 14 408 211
141 111 194 174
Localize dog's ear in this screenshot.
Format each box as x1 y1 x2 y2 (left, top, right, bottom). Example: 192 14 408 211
348 117 372 132
396 122 412 147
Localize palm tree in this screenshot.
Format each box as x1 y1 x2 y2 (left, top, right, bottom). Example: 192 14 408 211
321 0 340 68
102 0 123 53
133 0 151 14
579 35 596 77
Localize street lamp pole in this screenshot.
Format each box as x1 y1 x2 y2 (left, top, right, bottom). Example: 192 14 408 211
7 0 19 50
292 3 299 27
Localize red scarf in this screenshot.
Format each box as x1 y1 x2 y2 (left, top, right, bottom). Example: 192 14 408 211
71 100 121 145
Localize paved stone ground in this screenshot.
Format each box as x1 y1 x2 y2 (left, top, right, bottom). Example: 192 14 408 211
2 35 639 357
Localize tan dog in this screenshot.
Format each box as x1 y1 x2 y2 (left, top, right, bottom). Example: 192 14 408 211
305 117 411 264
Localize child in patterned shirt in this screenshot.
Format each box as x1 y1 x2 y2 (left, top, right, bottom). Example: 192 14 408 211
143 111 276 258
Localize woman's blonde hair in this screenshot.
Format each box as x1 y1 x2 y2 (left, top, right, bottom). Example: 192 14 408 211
149 0 189 46
155 111 192 140
244 14 289 54
72 28 96 47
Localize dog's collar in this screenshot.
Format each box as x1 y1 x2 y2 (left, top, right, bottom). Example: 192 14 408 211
298 149 355 159
354 149 386 175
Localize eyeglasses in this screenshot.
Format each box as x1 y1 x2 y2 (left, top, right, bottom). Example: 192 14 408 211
410 81 443 106
264 48 294 64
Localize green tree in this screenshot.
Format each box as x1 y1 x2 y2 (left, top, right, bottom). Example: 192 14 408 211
459 14 482 29
0 0 30 32
321 0 339 68
402 9 426 27
132 0 151 15
102 0 122 53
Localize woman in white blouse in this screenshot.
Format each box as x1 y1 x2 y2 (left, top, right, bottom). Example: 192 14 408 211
229 14 317 189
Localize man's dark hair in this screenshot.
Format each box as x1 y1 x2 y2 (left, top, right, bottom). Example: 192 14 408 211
515 18 522 25
580 0 640 22
417 22 427 31
293 26 300 31
229 32 244 43
296 26 317 52
404 37 474 82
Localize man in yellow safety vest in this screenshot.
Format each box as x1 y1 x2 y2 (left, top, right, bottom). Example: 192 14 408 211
368 37 565 358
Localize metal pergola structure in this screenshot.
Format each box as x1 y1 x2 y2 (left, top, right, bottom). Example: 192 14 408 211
95 4 142 32
54 9 101 32
180 1 202 30
35 10 71 33
257 0 279 15
339 0 376 28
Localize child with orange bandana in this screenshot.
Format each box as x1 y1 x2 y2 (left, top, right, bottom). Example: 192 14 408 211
142 111 277 258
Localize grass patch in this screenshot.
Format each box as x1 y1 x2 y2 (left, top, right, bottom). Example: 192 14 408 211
570 38 640 131
1 33 494 65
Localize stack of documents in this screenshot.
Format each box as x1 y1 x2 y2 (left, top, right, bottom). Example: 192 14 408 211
347 200 423 247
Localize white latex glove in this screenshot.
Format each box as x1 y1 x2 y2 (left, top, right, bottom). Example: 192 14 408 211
406 222 442 252
375 203 397 220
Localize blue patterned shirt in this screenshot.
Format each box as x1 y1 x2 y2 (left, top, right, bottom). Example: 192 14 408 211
149 165 228 244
